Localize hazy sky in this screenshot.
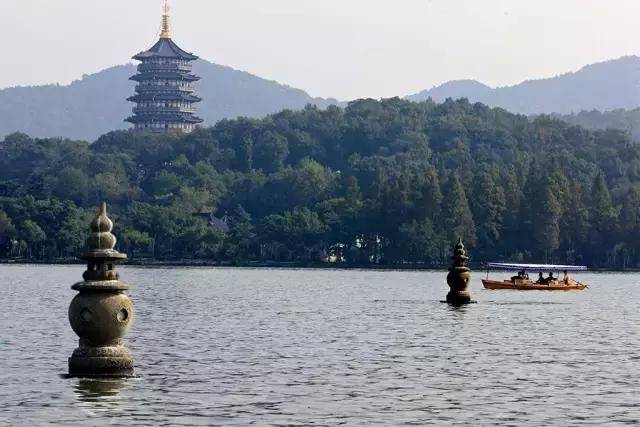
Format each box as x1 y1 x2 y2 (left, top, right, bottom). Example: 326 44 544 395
3 0 640 100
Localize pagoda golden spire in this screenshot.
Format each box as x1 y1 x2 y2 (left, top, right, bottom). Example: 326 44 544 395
160 0 172 39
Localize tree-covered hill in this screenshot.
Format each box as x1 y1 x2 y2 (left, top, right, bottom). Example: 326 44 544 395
0 60 337 141
408 56 640 115
1 98 639 267
556 108 640 141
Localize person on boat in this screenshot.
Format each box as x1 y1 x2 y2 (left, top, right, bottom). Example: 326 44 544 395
563 270 571 286
547 272 555 284
537 272 545 284
511 270 526 281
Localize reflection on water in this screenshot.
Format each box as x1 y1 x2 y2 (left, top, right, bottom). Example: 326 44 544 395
73 378 128 403
71 378 140 420
1 266 639 425
492 301 572 305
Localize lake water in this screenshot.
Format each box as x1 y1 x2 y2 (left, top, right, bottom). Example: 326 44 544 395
1 265 639 425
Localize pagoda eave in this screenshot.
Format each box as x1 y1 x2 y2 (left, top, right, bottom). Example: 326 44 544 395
130 73 200 82
133 52 198 62
132 38 199 61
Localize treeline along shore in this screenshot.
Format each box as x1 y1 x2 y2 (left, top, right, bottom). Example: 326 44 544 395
1 98 640 268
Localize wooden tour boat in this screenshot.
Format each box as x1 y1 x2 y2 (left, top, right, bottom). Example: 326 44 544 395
482 263 589 291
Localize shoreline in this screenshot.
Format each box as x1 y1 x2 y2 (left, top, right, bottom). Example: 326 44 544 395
0 259 638 272
0 258 449 271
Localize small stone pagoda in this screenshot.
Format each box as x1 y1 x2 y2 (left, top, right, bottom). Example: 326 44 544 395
446 238 474 305
68 203 135 377
126 0 203 132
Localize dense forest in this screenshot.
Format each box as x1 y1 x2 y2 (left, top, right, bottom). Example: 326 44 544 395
557 108 640 141
1 98 640 267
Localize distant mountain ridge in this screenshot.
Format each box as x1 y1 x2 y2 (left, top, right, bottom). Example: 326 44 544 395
4 55 640 141
556 108 640 141
407 56 640 115
0 60 338 141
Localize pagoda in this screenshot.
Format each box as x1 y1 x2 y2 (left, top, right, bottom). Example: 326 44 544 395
126 0 203 132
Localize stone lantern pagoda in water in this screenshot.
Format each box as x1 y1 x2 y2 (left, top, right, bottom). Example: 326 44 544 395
126 0 203 132
68 203 135 377
446 238 474 305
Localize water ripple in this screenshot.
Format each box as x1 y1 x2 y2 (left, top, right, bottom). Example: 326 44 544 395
0 266 639 425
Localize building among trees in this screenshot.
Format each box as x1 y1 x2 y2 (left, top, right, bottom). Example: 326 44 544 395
126 0 203 132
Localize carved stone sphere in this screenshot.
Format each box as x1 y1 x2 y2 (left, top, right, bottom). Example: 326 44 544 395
69 292 134 347
447 268 471 292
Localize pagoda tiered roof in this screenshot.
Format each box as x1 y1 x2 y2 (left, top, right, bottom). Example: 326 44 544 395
133 38 198 61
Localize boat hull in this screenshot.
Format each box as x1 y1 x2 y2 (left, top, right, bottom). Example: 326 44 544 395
482 279 588 291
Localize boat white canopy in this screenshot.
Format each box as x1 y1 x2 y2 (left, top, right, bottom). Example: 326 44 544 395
486 263 587 272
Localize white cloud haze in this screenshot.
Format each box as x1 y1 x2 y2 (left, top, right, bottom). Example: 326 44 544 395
3 0 640 99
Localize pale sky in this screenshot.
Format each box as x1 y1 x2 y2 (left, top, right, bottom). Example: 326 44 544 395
3 0 640 100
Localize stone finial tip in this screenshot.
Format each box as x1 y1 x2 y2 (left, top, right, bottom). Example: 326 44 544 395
452 237 469 266
86 201 117 252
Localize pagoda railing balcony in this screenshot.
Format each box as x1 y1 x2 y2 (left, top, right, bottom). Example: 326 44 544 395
132 74 199 83
135 84 195 91
134 85 186 93
133 106 197 114
138 63 192 73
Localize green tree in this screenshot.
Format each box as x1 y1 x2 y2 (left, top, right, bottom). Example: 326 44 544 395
238 135 254 172
174 186 213 214
20 220 46 258
48 167 89 205
560 182 590 263
421 168 443 222
254 131 289 173
618 186 640 267
151 170 181 198
344 175 364 212
260 207 328 261
441 176 477 248
0 210 16 256
588 171 619 264
531 186 562 261
121 229 154 259
398 219 440 264
224 207 257 263
283 159 335 207
0 210 15 237
56 204 88 257
471 168 506 254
